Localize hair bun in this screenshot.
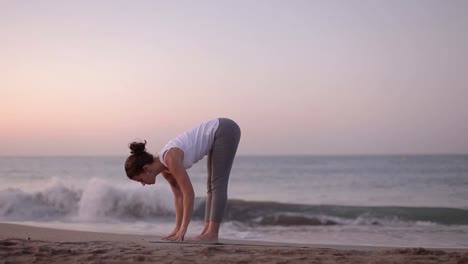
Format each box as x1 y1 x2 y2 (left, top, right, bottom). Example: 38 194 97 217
129 140 147 155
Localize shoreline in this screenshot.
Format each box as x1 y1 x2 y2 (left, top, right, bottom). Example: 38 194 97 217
1 223 467 263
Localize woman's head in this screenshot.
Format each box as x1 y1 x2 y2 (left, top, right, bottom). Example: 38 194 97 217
124 140 156 185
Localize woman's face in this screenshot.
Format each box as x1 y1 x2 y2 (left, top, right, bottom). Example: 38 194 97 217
132 171 157 186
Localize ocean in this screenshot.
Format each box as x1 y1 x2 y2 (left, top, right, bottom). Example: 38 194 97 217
1 155 467 248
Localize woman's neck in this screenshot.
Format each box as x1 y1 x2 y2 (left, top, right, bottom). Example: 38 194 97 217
152 157 166 173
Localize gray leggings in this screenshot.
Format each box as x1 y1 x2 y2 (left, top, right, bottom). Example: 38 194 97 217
205 118 241 223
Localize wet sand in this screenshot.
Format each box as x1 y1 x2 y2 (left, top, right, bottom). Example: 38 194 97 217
1 223 467 263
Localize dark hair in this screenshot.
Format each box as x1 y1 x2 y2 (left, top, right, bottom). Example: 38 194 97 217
124 140 154 179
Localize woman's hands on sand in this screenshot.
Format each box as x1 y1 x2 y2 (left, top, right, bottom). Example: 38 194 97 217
162 226 187 242
171 228 187 241
162 227 179 241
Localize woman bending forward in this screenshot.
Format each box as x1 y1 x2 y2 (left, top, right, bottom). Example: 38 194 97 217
124 118 241 242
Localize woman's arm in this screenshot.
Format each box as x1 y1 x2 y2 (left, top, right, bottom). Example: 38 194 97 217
161 171 183 240
165 148 195 242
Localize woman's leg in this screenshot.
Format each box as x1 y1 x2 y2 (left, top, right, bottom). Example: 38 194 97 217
193 118 241 242
196 149 213 238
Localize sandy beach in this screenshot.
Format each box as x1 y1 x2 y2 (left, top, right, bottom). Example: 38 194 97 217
0 223 467 264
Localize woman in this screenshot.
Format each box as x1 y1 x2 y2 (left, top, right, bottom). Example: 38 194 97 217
124 118 241 243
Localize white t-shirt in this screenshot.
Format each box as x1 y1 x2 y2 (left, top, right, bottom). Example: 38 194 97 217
158 118 220 169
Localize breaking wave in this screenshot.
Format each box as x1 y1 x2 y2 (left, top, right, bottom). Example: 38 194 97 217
214 200 468 226
0 178 175 221
2 179 468 227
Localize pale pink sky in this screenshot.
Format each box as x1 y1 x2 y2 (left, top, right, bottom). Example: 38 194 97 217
1 1 467 156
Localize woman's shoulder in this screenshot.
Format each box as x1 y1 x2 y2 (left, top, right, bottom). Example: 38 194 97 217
163 147 185 168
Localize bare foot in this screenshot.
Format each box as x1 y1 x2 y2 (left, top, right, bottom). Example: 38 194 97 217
187 234 218 243
189 234 205 240
187 228 210 241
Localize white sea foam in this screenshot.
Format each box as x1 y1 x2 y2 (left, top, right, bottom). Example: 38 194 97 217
78 178 175 221
0 177 175 222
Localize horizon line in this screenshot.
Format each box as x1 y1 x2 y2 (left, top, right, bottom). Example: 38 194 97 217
1 153 467 158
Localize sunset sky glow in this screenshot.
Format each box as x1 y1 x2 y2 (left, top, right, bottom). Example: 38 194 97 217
1 0 467 156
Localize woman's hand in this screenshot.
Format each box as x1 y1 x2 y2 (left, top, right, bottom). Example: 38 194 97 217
162 227 179 241
171 227 188 242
